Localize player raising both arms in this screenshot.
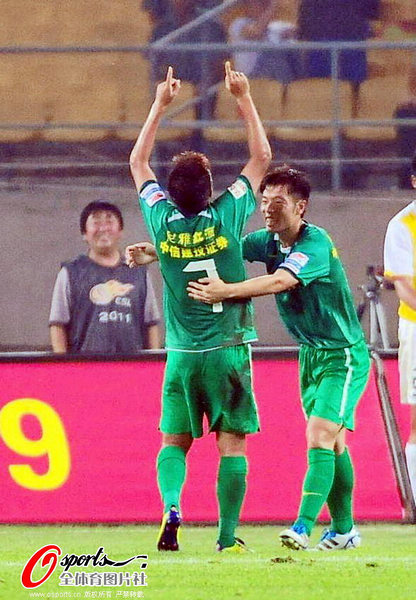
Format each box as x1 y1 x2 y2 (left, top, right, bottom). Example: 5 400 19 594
129 63 271 552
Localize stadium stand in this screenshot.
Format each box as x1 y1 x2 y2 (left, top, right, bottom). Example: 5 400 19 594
1 0 55 46
114 52 153 142
203 79 284 143
0 0 415 188
381 0 415 24
0 54 54 142
342 74 410 188
116 55 197 144
368 48 414 77
2 0 150 45
344 75 409 144
41 54 121 143
272 78 354 142
152 82 198 143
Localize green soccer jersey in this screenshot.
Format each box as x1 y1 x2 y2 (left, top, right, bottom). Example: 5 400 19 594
243 224 365 348
139 176 257 351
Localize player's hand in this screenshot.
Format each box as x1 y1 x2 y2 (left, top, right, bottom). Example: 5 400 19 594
125 242 158 268
225 60 250 98
155 66 181 108
187 277 229 304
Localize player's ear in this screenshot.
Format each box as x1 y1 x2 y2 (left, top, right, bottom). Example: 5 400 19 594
296 199 307 217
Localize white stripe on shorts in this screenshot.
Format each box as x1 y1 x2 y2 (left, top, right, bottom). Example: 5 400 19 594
339 347 353 418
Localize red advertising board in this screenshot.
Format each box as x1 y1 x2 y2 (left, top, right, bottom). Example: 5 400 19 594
0 353 407 523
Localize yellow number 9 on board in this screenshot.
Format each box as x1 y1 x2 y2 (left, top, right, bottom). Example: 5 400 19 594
0 398 71 491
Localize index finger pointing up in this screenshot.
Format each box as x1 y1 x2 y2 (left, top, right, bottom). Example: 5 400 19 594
166 65 173 84
225 60 232 77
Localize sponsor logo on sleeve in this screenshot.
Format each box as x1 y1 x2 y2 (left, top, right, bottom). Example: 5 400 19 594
227 179 247 199
283 251 309 275
141 182 166 207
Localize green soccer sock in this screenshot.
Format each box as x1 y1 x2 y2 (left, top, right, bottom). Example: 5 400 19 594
326 447 354 534
294 448 335 535
156 445 187 513
217 456 248 548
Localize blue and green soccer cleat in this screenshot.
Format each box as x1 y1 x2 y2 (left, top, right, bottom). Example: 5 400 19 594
157 507 181 551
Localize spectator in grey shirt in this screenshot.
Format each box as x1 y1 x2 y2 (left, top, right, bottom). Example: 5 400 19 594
49 201 161 354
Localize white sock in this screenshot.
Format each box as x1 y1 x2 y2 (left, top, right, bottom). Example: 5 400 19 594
405 443 416 501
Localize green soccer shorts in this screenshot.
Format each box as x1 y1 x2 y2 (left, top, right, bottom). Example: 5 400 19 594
299 339 371 431
161 344 260 438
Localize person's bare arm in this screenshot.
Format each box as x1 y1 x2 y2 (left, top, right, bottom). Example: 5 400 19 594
50 324 68 353
387 275 416 311
129 66 181 191
146 323 161 349
187 268 298 303
225 61 272 192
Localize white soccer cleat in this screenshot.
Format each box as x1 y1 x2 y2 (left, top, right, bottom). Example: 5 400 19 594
315 527 361 551
279 524 309 550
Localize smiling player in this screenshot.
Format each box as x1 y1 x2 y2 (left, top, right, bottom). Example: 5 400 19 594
187 166 371 551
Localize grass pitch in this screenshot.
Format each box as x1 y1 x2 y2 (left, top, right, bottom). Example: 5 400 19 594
2 523 416 600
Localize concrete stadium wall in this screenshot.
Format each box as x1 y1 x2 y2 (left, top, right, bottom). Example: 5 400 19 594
0 180 413 350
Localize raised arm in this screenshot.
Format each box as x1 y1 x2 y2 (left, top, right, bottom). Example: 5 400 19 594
225 61 272 192
129 66 181 191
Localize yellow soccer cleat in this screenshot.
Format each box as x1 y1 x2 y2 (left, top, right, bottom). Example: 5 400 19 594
216 537 251 553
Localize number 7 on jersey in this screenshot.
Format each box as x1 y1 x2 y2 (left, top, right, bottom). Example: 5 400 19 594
183 258 223 313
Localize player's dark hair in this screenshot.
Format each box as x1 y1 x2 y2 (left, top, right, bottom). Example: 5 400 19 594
80 201 123 233
260 166 311 201
412 148 416 175
167 151 213 216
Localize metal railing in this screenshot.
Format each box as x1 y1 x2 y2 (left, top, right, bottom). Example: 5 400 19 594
1 1 415 190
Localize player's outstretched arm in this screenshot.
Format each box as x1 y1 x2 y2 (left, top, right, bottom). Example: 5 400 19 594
187 268 299 303
129 66 181 191
125 242 158 268
224 61 272 192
